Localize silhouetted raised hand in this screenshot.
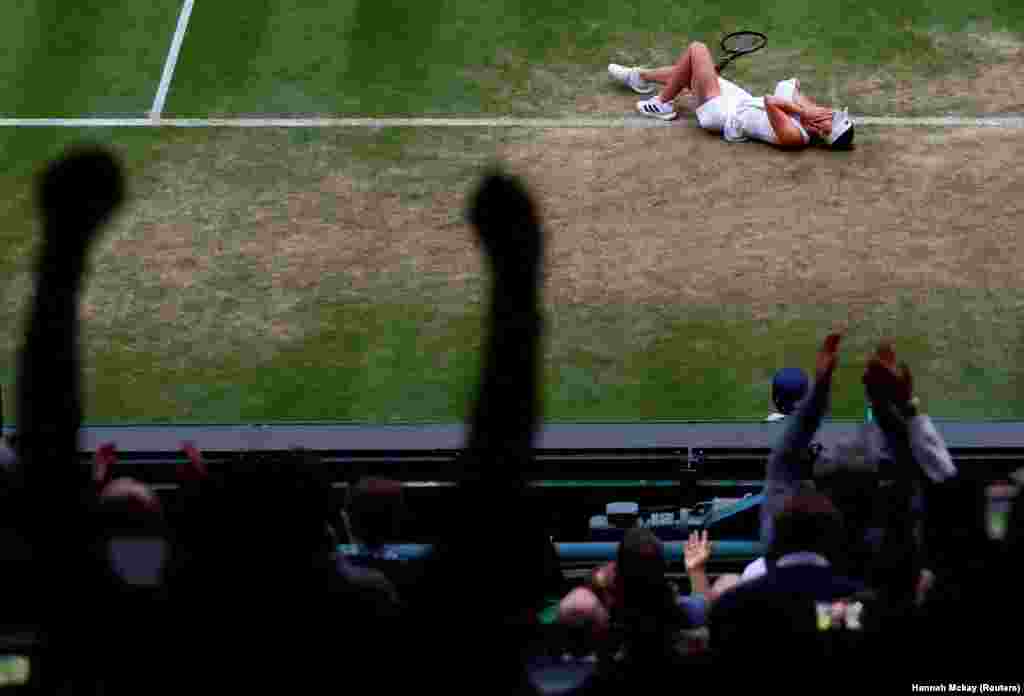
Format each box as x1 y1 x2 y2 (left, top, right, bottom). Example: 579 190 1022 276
814 332 842 384
38 145 125 257
862 341 918 474
467 167 543 285
863 341 914 413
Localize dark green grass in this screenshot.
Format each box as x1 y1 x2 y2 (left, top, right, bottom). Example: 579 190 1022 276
163 0 1024 117
3 1 1024 118
72 295 1023 424
0 0 183 117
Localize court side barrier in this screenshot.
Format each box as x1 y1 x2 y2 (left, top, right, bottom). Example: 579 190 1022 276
335 540 765 564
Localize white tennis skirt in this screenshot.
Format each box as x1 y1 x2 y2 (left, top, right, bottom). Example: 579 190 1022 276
694 77 753 133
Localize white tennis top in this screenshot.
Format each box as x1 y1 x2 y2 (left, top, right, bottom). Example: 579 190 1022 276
721 78 810 146
726 97 810 145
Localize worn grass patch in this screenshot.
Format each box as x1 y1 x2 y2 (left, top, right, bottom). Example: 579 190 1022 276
2 127 498 381
532 21 1024 118
73 292 1021 423
3 120 1023 423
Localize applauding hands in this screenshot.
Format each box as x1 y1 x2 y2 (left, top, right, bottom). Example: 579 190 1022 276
685 530 712 595
863 341 913 406
863 341 918 426
684 529 712 573
815 332 843 384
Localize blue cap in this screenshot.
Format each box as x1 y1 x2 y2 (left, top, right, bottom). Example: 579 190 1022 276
771 368 809 414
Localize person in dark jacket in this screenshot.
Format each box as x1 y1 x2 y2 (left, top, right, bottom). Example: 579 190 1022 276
709 492 864 659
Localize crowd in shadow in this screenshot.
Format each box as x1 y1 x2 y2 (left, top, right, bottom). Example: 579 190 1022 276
1 145 1022 693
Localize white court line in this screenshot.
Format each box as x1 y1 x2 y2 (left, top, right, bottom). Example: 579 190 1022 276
1 115 1024 128
150 0 195 119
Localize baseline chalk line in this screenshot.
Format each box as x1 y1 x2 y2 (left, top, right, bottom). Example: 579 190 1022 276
1 116 1023 128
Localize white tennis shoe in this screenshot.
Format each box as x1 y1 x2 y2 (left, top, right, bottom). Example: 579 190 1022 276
608 64 656 94
636 96 677 121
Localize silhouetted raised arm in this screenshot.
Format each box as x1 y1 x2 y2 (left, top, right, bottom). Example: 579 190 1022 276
760 333 840 547
464 169 544 476
16 146 124 504
406 169 547 694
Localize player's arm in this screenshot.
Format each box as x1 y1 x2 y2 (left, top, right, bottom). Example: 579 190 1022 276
764 96 807 148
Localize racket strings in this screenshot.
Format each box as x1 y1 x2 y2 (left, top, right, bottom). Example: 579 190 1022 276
716 32 766 74
726 37 758 51
723 33 766 53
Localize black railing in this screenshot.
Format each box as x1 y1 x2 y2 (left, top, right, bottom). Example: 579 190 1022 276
74 445 1024 485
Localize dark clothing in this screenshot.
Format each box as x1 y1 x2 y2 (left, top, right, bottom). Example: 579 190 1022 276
709 564 864 664
713 564 864 612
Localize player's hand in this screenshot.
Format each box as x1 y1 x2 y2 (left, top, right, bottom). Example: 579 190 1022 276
804 109 833 138
38 145 125 258
684 530 712 573
815 332 843 384
805 118 827 139
467 168 543 282
802 105 831 122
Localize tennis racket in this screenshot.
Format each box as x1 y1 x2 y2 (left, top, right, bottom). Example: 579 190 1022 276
715 31 767 74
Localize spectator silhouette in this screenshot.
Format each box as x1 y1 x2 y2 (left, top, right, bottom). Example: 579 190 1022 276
336 477 408 610
342 477 405 548
14 147 367 693
760 336 956 583
14 144 131 693
765 367 808 422
162 449 365 693
709 492 863 663
557 529 709 664
11 148 558 692
611 528 694 655
400 168 548 694
573 528 703 693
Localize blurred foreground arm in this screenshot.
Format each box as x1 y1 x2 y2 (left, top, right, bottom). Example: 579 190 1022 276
464 168 544 477
17 146 124 502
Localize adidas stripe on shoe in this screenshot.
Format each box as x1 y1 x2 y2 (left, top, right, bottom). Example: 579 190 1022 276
636 97 677 121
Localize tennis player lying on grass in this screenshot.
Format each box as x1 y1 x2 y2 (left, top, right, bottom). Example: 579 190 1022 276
609 41 854 149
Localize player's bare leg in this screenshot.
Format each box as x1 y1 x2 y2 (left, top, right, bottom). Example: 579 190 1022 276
639 45 692 98
637 66 677 84
641 42 721 104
